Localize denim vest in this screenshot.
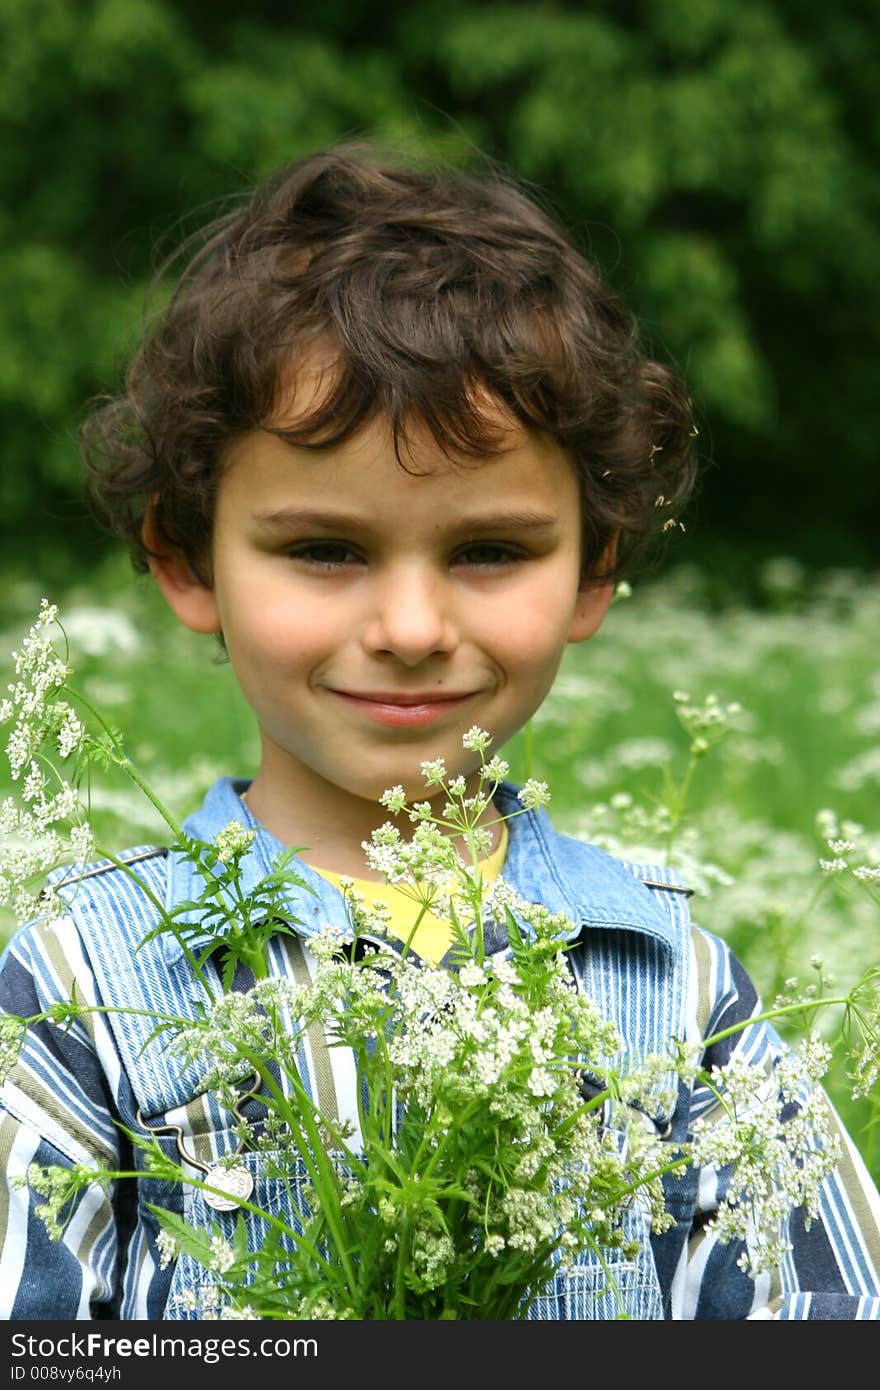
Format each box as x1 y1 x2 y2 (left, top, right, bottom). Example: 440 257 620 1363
54 777 693 1320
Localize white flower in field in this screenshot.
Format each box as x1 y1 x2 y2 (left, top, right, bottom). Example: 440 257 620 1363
218 1304 260 1321
155 1229 178 1269
469 825 493 857
5 724 30 780
833 747 880 792
379 784 407 813
489 955 519 985
851 1046 879 1102
419 757 446 786
518 779 551 812
57 708 84 759
208 1234 236 1274
169 1288 200 1314
22 761 44 803
0 1016 25 1081
362 830 405 883
459 962 486 988
37 786 80 828
672 690 746 749
69 823 95 863
59 606 141 657
528 1067 556 1097
819 857 848 875
472 1042 511 1088
688 1043 839 1275
308 923 350 961
214 821 255 863
481 876 528 926
461 726 492 753
480 755 509 783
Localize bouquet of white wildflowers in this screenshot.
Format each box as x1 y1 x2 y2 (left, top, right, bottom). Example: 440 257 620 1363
1 602 878 1319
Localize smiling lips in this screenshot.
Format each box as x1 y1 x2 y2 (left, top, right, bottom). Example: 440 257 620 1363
328 689 477 727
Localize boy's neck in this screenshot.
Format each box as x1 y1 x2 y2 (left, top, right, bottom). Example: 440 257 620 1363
240 762 502 880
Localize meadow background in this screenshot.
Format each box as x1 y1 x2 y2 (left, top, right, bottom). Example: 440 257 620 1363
1 1 878 1184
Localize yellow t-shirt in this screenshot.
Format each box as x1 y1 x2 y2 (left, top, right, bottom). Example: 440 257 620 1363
314 822 509 965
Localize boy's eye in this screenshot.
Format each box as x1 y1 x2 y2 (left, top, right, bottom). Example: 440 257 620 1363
285 539 526 570
287 541 362 568
453 542 525 568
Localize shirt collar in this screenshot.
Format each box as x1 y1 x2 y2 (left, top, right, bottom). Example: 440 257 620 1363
159 776 679 965
491 781 680 955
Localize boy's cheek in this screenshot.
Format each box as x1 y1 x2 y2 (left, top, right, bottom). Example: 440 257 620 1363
496 613 578 665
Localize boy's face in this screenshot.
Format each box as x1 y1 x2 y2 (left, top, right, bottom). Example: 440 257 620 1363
151 390 613 844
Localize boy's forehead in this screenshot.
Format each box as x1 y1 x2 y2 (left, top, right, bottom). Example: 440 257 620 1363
270 341 340 427
268 340 526 461
221 413 580 536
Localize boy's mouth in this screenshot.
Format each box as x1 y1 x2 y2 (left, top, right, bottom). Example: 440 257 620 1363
327 688 477 728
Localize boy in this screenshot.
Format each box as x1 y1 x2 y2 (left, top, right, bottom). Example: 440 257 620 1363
1 144 879 1320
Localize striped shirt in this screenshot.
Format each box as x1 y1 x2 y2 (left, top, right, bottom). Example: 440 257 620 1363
1 778 879 1320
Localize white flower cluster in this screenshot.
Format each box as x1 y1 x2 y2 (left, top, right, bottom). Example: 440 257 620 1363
362 731 554 942
0 1015 25 1082
1 602 83 775
517 779 551 812
214 821 255 864
672 689 745 755
17 1161 112 1242
168 976 304 1101
1 603 94 925
842 965 880 1101
362 818 463 890
687 1037 840 1274
155 1229 178 1270
815 809 880 900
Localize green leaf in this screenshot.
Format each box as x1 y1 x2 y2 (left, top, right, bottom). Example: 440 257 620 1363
148 1206 218 1265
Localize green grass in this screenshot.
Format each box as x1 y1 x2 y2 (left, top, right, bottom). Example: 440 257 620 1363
1 552 878 1181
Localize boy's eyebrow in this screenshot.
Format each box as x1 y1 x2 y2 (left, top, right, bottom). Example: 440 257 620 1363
250 507 561 533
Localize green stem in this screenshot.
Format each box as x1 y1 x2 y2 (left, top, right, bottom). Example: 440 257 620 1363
25 1000 184 1031
230 1038 359 1295
586 1233 632 1319
392 1209 414 1318
69 685 184 841
67 1167 331 1270
602 1142 699 1208
701 995 852 1051
221 869 269 980
410 1092 491 1185
523 719 534 782
664 749 700 858
396 897 434 963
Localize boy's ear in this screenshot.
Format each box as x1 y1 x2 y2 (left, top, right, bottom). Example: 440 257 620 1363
567 534 618 645
142 505 221 635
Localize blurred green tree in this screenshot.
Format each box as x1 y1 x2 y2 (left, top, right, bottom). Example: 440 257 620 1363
2 0 877 585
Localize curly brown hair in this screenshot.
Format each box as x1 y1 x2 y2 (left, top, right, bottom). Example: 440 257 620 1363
80 142 697 584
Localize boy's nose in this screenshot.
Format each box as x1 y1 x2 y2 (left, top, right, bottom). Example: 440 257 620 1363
361 568 459 666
